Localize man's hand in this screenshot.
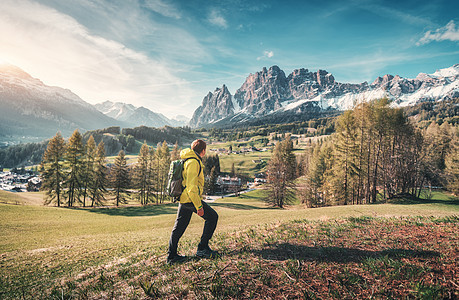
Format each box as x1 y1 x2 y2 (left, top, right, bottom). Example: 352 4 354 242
197 208 204 217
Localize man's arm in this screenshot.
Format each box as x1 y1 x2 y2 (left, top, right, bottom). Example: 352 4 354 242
184 160 203 213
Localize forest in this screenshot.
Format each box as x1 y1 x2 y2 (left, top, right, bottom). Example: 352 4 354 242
1 97 457 208
39 130 221 207
0 125 196 168
36 98 459 208
238 98 458 209
296 98 458 207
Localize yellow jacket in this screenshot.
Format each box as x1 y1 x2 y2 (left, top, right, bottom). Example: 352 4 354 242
179 148 204 210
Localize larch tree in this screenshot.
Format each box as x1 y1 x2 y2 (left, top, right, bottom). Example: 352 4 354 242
90 141 108 207
264 137 297 208
134 142 150 205
81 135 96 207
171 142 180 161
444 127 459 196
111 150 130 206
40 132 66 207
64 129 84 207
155 141 170 203
147 147 157 204
333 110 359 205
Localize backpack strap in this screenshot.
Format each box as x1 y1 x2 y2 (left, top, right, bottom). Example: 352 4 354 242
183 157 202 176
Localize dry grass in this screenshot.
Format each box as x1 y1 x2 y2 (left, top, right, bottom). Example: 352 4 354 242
0 190 458 299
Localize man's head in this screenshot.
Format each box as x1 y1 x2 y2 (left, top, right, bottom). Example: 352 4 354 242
191 139 206 157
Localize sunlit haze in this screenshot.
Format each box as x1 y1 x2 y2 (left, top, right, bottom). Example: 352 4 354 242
0 0 458 118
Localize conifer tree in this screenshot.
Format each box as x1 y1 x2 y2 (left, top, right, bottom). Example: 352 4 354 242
64 129 84 207
204 166 219 195
444 128 459 196
111 150 130 206
264 138 297 208
90 141 108 207
40 132 66 207
134 142 150 205
333 110 359 205
171 142 180 161
81 135 96 207
147 147 157 203
203 154 220 176
160 141 171 202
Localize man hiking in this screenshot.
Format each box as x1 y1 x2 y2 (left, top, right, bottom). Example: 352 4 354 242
167 139 219 264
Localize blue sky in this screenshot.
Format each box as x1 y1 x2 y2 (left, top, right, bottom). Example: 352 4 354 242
0 0 458 118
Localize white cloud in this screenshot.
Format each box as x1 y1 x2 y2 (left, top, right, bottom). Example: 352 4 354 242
257 50 274 61
417 20 459 45
0 0 207 118
143 0 181 19
208 9 228 29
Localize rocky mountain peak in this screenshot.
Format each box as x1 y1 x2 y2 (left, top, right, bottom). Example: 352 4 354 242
189 64 459 128
372 74 395 86
189 85 234 128
234 65 288 115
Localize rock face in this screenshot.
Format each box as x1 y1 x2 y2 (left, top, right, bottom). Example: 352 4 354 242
234 66 289 115
189 64 459 127
189 85 234 128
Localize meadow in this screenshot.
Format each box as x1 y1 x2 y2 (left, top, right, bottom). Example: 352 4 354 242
0 189 458 299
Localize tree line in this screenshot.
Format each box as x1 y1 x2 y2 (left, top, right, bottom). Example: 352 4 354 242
298 99 458 207
264 98 458 208
0 125 197 169
40 130 222 207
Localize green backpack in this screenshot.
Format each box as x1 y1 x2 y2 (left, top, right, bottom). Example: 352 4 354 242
166 157 202 202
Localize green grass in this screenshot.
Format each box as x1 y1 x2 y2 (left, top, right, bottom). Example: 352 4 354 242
218 152 272 177
0 189 458 298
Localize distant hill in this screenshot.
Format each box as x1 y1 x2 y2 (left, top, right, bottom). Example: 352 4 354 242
0 64 124 145
95 100 189 128
0 125 197 168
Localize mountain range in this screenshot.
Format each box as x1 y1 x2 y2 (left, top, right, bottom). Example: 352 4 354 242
1 63 457 145
94 101 189 128
0 64 122 144
0 65 187 145
189 64 459 128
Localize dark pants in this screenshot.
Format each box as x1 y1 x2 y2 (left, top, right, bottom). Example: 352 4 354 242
168 201 218 257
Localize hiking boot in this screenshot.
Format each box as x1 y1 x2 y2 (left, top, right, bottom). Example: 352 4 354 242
166 254 187 265
196 247 219 259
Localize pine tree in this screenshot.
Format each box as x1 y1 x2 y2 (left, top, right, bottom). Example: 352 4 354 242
204 166 218 195
90 141 108 207
231 163 236 177
40 132 66 207
64 129 84 207
111 150 130 206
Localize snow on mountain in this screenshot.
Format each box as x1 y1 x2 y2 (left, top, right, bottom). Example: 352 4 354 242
0 64 121 140
432 64 459 78
189 64 459 128
94 100 188 128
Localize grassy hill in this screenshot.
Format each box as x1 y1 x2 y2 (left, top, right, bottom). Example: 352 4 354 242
0 190 458 299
